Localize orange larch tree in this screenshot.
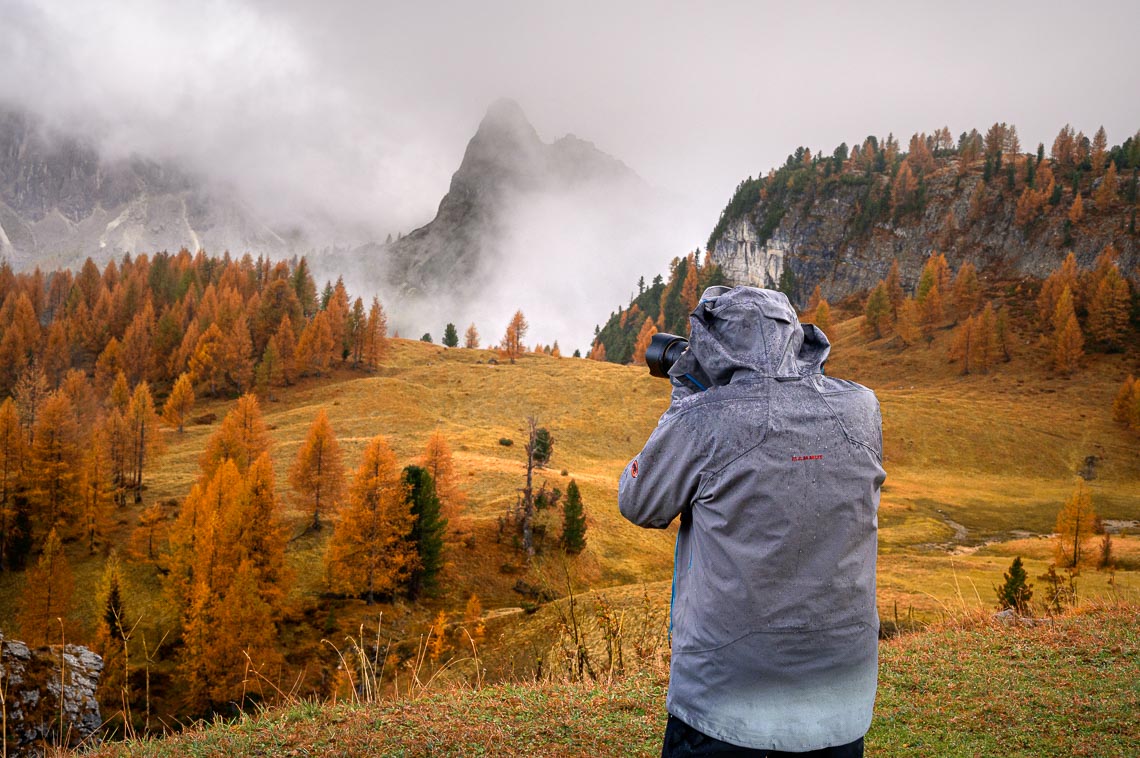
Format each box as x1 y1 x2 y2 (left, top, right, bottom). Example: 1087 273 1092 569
127 382 164 504
1037 252 1080 329
189 323 227 397
296 311 335 377
290 409 346 531
1051 287 1084 375
1054 481 1098 569
421 430 467 520
1093 162 1118 208
120 301 156 386
325 277 351 362
16 527 75 646
501 310 528 360
862 281 891 339
347 296 367 367
1087 264 1132 351
274 314 298 385
221 312 255 394
363 297 389 370
813 299 833 333
163 373 196 433
325 435 417 604
200 393 271 477
952 262 981 320
632 317 658 365
29 391 83 535
463 323 479 349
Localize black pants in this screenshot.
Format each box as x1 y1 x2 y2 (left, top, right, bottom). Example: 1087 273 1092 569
662 715 864 757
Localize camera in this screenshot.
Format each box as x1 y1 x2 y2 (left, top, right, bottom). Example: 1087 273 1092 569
645 332 688 378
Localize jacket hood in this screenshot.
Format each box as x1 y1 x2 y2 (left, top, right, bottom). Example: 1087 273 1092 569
668 285 830 389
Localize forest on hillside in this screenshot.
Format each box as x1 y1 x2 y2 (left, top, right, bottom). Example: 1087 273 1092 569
591 122 1140 368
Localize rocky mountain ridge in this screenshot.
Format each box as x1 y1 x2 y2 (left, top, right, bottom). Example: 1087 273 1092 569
353 99 645 302
0 104 292 269
707 138 1139 307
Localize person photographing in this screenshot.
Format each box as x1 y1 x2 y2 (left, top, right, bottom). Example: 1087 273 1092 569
619 285 885 757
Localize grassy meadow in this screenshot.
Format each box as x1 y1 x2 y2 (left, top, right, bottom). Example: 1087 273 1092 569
94 605 1140 757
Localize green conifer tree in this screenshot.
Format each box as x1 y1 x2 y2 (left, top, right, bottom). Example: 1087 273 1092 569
561 479 587 554
442 323 459 348
995 556 1033 614
532 427 554 468
403 465 447 599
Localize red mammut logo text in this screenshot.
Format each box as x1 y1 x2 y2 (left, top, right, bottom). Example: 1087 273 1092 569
791 454 824 462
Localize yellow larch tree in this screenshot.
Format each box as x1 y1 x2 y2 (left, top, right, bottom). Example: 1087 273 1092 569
463 323 479 349
290 409 346 531
163 373 196 433
1054 481 1098 569
421 430 467 520
1090 126 1108 174
1093 162 1118 208
974 303 999 373
30 390 83 533
326 435 417 604
16 527 75 646
813 299 833 333
896 298 923 346
1086 264 1132 351
80 426 114 554
862 281 891 339
680 256 700 313
127 381 164 504
220 311 255 393
325 277 351 362
189 323 227 397
1036 252 1079 328
274 314 298 384
632 317 658 365
949 314 976 374
952 262 981 319
296 310 335 376
1051 288 1084 375
363 297 389 369
501 310 528 360
200 393 271 477
1111 375 1138 430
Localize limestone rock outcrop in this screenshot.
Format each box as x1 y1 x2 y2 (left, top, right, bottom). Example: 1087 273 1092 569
709 159 1138 308
0 636 103 755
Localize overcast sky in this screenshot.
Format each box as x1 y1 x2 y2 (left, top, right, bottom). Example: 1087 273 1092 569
2 0 1139 344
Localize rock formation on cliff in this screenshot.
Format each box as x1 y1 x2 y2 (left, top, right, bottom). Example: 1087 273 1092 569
0 636 103 754
0 104 290 270
706 132 1139 308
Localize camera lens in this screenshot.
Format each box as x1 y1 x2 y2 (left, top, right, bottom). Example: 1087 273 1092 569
646 333 688 378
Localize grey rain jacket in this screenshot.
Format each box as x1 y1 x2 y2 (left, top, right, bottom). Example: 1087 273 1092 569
619 285 885 752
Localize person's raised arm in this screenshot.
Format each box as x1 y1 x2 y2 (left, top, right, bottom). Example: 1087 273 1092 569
618 409 706 529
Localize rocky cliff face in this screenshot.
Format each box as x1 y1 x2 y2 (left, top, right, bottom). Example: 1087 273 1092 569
710 157 1138 307
357 99 645 302
0 637 103 754
0 105 289 269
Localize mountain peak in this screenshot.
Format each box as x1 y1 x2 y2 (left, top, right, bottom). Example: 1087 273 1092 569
482 98 529 127
471 98 541 152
